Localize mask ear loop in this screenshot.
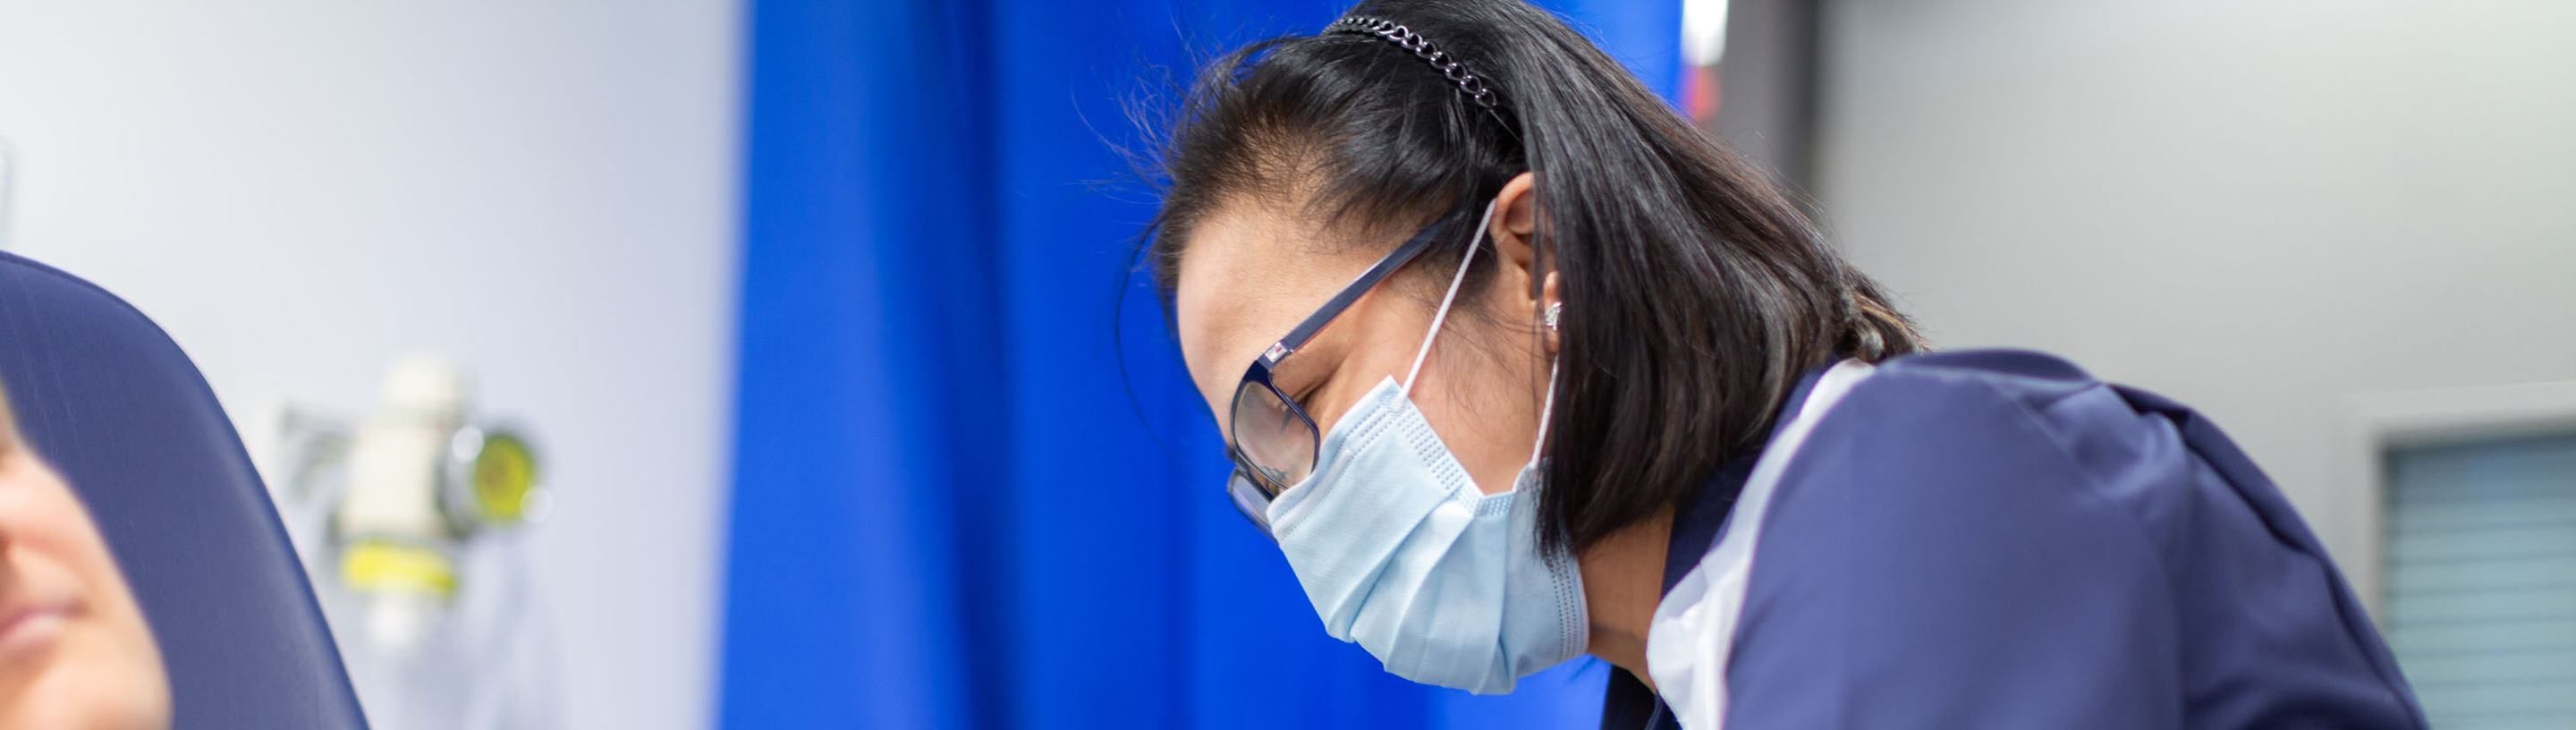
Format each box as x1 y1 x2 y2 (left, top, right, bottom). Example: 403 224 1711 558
1530 359 1557 463
1401 199 1501 395
1531 265 1560 463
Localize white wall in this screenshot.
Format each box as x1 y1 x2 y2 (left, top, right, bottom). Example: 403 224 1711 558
1817 0 2576 604
0 2 741 728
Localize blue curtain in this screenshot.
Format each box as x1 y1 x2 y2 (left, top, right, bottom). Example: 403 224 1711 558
720 1 1681 727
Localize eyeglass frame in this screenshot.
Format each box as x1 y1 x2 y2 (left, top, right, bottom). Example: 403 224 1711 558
1224 219 1453 536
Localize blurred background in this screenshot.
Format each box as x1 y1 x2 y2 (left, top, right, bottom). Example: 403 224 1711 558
0 0 2570 728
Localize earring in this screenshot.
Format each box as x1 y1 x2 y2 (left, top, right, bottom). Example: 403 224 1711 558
1544 301 1562 332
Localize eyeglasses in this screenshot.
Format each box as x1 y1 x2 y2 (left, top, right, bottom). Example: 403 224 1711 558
1226 221 1448 536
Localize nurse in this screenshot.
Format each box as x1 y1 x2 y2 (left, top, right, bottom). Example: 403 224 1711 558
1148 1 2428 727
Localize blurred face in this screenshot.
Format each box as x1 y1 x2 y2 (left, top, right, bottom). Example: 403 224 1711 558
0 397 170 730
1174 175 1556 498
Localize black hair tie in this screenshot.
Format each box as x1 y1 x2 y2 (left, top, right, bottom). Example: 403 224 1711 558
1325 15 1501 110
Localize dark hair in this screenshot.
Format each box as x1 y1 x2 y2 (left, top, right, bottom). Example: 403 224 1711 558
1143 0 1923 553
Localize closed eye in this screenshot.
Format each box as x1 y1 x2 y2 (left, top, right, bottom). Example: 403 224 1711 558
1289 381 1324 410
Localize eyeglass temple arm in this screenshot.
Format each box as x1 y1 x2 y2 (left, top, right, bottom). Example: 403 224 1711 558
1259 226 1446 364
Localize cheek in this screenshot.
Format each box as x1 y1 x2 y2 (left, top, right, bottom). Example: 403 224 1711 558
0 467 97 547
1297 311 1424 437
1400 333 1550 493
0 465 134 611
0 465 165 722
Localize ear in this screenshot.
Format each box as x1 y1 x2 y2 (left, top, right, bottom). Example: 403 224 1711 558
1486 172 1558 352
1489 172 1541 277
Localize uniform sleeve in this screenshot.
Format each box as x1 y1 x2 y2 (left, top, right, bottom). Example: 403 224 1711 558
1719 369 2184 729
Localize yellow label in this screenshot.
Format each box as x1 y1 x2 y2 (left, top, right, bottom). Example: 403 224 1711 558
340 540 458 598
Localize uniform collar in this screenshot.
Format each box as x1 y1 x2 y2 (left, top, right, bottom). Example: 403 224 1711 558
1602 361 1843 730
1659 362 1835 595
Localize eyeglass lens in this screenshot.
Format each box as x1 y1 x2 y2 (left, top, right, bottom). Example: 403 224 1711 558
1229 379 1318 494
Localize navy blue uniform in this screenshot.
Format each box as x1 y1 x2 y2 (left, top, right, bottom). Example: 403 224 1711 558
1603 350 2425 729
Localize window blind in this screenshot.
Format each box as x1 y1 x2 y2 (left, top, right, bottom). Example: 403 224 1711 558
2385 433 2576 728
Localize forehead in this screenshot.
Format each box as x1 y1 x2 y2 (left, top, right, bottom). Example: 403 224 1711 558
1171 202 1377 405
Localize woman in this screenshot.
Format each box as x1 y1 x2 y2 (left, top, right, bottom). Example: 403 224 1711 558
0 381 171 730
1146 1 2426 727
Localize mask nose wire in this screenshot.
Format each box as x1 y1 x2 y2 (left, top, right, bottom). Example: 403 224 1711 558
1401 199 1502 395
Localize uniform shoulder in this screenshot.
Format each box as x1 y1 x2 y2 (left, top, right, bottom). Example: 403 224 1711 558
1791 348 2109 488
1727 349 2199 728
1784 348 2190 547
1859 348 2106 411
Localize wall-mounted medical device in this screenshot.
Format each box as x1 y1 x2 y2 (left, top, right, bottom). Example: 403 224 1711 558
270 354 554 730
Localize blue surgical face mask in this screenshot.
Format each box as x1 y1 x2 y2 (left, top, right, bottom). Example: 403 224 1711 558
1263 199 1587 695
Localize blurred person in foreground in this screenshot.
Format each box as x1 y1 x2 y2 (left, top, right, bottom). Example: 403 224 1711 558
0 380 169 730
